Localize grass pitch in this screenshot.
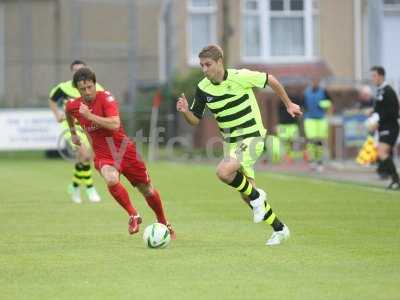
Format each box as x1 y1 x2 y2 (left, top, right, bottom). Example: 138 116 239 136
0 156 399 299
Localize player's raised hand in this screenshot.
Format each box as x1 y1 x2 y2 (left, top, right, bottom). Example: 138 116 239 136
287 102 302 118
71 133 81 146
79 103 91 118
176 93 189 113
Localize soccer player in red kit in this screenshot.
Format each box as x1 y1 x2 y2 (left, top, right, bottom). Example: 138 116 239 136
65 67 175 238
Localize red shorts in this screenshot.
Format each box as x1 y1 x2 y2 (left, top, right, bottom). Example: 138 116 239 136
94 145 150 186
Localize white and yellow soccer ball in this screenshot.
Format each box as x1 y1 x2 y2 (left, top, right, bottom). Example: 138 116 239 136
143 223 171 249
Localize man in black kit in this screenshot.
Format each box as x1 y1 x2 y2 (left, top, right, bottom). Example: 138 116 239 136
367 66 400 190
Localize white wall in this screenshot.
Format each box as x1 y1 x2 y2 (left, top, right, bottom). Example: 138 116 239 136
382 12 400 92
0 2 4 99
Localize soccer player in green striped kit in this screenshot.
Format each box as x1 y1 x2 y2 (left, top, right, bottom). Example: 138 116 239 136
176 45 302 246
49 60 103 204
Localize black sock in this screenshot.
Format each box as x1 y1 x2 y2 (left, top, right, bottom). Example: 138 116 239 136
263 203 284 231
81 163 94 188
229 172 260 200
72 163 84 187
382 157 399 182
272 218 284 231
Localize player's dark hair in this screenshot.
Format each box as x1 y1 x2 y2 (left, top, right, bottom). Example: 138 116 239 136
72 67 96 88
70 60 87 71
199 44 224 62
370 66 385 77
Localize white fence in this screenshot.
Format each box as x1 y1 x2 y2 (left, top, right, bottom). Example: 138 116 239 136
0 109 62 151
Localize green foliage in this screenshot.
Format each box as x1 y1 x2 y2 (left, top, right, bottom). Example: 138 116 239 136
163 68 204 102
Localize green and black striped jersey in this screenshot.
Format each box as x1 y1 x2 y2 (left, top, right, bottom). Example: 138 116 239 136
49 80 104 110
190 68 268 143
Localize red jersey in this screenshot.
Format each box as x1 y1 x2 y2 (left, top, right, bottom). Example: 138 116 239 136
65 91 134 161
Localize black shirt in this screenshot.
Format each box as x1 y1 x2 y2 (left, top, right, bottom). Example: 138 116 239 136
374 83 400 129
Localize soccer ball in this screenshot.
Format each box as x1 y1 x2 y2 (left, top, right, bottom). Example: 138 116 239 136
143 223 171 249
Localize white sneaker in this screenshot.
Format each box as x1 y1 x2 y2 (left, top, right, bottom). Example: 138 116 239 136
86 186 101 202
68 184 82 204
266 224 290 246
249 189 267 223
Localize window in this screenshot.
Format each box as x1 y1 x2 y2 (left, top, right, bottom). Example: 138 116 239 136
242 0 318 61
270 0 284 10
384 0 400 5
384 0 400 12
187 0 217 65
244 0 262 57
270 9 305 56
312 0 320 56
290 0 304 10
382 0 400 91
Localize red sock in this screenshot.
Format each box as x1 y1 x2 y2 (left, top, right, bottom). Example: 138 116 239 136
108 183 137 216
145 189 167 225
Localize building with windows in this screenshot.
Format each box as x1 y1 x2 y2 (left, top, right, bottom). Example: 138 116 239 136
184 0 400 88
0 0 400 106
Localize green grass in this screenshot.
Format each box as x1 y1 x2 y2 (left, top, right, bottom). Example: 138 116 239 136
0 158 399 300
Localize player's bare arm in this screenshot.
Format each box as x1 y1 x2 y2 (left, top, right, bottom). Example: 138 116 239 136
268 74 302 118
65 110 81 146
48 99 65 122
176 93 200 126
79 103 120 131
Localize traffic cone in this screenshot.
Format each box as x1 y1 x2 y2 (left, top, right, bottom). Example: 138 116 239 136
356 136 377 165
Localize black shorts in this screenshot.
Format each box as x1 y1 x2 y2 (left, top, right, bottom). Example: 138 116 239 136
378 124 399 147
